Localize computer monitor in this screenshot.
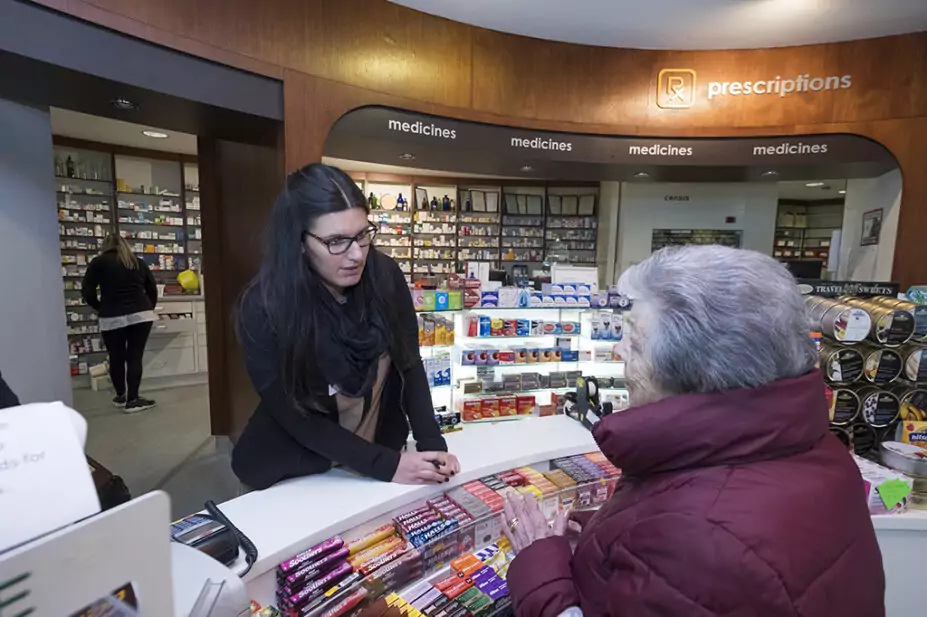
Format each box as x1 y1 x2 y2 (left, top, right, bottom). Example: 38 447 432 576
0 491 173 616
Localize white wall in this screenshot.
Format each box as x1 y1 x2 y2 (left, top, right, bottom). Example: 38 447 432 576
837 169 901 281
616 182 779 275
0 98 72 405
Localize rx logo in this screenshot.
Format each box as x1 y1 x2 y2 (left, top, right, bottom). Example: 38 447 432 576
657 69 697 109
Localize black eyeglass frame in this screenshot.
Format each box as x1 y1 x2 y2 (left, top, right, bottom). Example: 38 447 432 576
302 224 379 255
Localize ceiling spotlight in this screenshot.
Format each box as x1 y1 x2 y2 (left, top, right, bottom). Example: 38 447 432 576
111 98 138 111
633 171 650 179
141 130 169 139
805 181 825 188
838 190 846 195
761 170 779 178
399 153 415 161
520 165 534 172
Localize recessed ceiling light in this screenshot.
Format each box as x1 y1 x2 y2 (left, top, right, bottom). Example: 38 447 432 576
838 190 846 194
399 153 415 161
761 170 779 178
141 130 169 139
111 98 138 111
633 171 650 179
805 181 825 188
520 165 534 172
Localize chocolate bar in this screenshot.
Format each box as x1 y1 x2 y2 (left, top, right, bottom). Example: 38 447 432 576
303 587 368 617
346 524 397 556
283 547 351 588
279 537 345 574
283 561 353 608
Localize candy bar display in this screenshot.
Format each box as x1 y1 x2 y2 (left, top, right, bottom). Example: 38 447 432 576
268 454 621 616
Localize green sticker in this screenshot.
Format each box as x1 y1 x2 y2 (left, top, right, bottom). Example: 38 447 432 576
876 479 912 510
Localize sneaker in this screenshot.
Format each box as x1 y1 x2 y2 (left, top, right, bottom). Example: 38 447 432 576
112 394 127 408
124 397 156 414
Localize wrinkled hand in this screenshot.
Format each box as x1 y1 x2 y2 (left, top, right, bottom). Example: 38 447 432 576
502 492 570 553
392 451 453 485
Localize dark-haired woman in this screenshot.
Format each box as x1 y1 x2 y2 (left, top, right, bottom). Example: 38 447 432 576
82 234 158 413
232 163 459 490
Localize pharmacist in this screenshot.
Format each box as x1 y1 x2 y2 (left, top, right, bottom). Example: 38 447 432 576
232 163 459 490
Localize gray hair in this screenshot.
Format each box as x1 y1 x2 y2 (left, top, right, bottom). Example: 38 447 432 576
617 245 817 395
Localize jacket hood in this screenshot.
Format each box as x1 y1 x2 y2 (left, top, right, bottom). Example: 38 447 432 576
593 370 829 476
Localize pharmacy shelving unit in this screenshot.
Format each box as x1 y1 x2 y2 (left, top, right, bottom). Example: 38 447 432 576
418 306 628 422
500 187 546 272
53 142 202 382
365 180 415 280
545 188 598 267
457 187 502 270
412 182 458 283
350 173 601 283
772 200 844 265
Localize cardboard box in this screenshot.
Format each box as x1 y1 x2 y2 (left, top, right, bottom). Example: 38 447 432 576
499 396 517 416
462 401 482 422
516 396 536 415
481 398 500 418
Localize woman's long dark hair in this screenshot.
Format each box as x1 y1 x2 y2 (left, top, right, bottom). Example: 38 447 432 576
238 163 412 413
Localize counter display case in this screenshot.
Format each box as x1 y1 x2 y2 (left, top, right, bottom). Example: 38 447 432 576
210 416 601 611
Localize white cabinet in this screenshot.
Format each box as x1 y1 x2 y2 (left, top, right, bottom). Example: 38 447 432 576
143 346 196 379
141 296 208 383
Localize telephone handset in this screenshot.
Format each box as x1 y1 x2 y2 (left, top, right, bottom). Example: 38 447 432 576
170 500 258 576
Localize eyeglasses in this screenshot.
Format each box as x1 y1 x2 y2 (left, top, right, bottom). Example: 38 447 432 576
304 225 378 255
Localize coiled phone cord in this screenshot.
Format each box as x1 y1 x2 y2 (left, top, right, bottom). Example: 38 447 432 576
205 500 258 577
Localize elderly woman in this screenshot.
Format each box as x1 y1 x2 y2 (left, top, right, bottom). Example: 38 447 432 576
504 246 885 617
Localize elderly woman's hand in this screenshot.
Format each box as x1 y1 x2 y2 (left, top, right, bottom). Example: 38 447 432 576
502 492 570 553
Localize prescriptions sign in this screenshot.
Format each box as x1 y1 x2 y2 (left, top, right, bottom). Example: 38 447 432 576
657 68 853 109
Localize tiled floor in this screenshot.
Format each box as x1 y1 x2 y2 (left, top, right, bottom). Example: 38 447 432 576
72 385 240 518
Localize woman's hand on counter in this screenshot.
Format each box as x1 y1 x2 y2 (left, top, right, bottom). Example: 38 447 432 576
432 451 460 476
503 492 570 553
393 452 455 485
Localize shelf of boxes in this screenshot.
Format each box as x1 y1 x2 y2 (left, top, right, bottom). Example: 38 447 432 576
54 147 117 377
414 301 627 424
350 176 600 279
545 190 598 266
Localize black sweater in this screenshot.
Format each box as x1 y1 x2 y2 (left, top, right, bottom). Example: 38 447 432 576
81 250 158 318
231 251 447 489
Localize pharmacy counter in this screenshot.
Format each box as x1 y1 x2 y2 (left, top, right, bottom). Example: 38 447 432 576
178 416 927 615
216 416 598 607
872 510 927 616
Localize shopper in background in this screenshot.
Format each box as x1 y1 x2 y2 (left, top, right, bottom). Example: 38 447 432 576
504 245 884 617
232 163 459 490
82 233 158 413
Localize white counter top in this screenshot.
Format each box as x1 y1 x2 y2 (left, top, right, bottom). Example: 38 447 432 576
217 416 597 583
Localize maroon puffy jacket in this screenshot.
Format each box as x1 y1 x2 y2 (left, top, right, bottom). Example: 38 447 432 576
508 371 885 617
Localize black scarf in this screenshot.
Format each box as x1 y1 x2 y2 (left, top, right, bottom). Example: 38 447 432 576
312 274 390 400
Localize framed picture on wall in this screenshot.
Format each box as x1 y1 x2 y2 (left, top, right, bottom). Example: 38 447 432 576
861 208 883 246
